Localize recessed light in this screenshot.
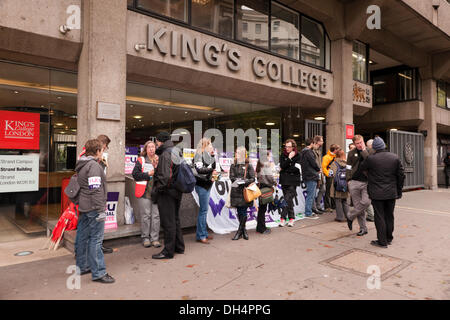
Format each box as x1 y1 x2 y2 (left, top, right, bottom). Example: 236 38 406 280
293 134 300 137
159 108 162 111
390 128 398 131
265 122 275 126
133 115 143 119
314 116 325 121
55 123 64 126
13 91 19 94
57 96 62 99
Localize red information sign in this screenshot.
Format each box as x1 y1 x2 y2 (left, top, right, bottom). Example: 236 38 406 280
0 111 40 150
346 124 354 140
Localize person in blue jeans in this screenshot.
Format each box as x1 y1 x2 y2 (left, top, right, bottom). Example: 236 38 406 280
193 138 217 244
300 138 321 219
74 139 115 284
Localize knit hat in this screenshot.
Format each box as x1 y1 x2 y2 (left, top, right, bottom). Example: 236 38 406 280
156 131 171 143
372 136 386 151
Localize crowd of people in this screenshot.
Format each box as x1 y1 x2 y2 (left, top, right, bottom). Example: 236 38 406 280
73 132 405 284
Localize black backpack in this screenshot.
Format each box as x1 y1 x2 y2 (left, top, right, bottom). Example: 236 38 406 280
334 163 348 192
64 173 80 204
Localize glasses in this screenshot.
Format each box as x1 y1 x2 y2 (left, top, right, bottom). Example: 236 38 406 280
285 145 293 149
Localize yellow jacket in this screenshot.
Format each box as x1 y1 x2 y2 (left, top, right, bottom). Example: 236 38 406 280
322 151 336 177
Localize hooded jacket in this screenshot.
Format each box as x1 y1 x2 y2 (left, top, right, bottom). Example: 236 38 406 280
300 147 320 182
322 150 336 178
75 156 107 213
152 140 182 200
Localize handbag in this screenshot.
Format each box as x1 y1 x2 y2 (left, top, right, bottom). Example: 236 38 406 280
259 186 274 205
242 165 261 203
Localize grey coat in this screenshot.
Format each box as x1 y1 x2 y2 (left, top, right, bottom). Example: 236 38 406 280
75 156 107 214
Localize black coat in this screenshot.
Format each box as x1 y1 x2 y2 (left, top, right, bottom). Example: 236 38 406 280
229 163 255 208
279 151 301 186
360 150 405 200
300 147 320 182
193 152 216 190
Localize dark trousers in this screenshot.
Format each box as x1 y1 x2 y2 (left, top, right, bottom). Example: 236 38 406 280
445 170 450 188
325 177 336 209
256 203 268 233
281 185 296 220
372 199 396 246
157 193 185 257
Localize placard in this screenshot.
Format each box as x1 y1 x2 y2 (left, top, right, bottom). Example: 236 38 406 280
125 146 139 174
0 154 39 193
105 192 119 230
0 111 40 150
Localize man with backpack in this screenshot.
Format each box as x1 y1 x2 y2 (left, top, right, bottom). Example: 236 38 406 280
322 144 340 212
151 132 187 259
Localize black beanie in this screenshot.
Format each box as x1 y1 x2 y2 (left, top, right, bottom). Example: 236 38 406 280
156 131 170 143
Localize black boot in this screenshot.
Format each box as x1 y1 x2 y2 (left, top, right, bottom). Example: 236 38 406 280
232 216 244 240
242 216 249 240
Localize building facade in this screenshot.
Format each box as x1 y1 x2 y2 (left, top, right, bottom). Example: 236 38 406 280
0 0 449 242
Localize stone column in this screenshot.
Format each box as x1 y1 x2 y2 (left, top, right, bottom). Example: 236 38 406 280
326 38 354 150
77 0 127 224
419 78 438 190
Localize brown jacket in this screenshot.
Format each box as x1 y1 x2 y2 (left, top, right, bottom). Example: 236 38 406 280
330 159 349 199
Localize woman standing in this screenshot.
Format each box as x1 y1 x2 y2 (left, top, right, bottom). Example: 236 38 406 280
132 141 161 248
194 138 217 244
229 146 255 240
255 157 276 234
330 150 349 222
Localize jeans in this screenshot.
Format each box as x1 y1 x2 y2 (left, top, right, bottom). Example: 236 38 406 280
75 210 106 280
305 180 317 216
195 185 211 241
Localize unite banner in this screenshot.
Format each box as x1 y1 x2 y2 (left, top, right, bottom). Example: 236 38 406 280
192 178 309 234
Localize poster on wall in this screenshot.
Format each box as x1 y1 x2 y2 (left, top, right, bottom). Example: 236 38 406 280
0 154 39 193
192 177 309 234
105 192 119 230
0 111 40 150
125 146 139 174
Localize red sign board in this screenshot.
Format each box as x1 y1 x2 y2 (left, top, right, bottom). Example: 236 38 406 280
0 111 40 150
346 124 354 139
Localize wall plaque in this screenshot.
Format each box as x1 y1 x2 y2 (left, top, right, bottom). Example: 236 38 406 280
97 102 121 121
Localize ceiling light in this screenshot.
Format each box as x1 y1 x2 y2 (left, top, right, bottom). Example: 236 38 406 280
373 81 385 85
265 122 275 126
55 123 64 126
398 73 412 80
390 128 398 131
133 115 143 119
293 134 300 137
314 116 325 121
14 90 19 94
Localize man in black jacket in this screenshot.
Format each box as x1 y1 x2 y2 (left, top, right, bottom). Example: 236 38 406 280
151 132 185 259
361 137 405 248
300 138 321 219
279 139 301 227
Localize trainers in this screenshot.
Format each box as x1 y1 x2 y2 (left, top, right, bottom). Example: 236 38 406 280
288 219 295 227
93 273 115 284
142 238 151 248
151 240 161 248
305 214 319 220
279 219 287 227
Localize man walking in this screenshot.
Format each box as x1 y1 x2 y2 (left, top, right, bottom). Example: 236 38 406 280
346 135 370 236
322 144 340 212
151 132 185 259
312 135 326 214
361 137 405 248
300 138 321 219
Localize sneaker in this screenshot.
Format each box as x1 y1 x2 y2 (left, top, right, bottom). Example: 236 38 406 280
151 240 161 248
142 238 151 248
296 214 305 220
93 273 115 284
279 219 287 227
305 214 319 220
288 219 295 227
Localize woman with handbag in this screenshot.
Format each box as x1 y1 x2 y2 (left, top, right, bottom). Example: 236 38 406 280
229 146 256 240
193 138 217 244
132 140 161 248
255 158 276 234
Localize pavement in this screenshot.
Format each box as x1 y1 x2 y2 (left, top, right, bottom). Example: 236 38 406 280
1 188 449 300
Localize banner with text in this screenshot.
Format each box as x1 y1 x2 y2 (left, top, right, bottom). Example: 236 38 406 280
0 154 39 193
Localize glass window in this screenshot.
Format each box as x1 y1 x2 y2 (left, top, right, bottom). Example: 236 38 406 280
372 67 420 105
236 0 269 49
271 2 299 60
191 0 234 38
137 0 188 22
301 16 324 67
437 81 447 108
353 41 367 83
127 0 133 7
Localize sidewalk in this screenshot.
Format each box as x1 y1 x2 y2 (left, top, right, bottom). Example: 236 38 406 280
1 189 449 300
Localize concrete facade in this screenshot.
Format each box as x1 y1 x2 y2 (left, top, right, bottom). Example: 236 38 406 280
0 0 449 236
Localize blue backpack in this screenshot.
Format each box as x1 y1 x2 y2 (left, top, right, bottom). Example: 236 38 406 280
334 163 348 192
172 159 196 193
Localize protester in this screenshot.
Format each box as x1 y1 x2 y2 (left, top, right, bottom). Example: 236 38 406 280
322 144 340 212
230 146 255 240
255 155 277 234
364 139 375 222
330 150 349 222
300 138 321 219
151 132 185 259
193 138 217 244
132 140 161 248
74 139 115 283
349 143 356 151
444 152 450 189
312 135 326 214
346 135 370 236
361 137 405 248
279 139 301 226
